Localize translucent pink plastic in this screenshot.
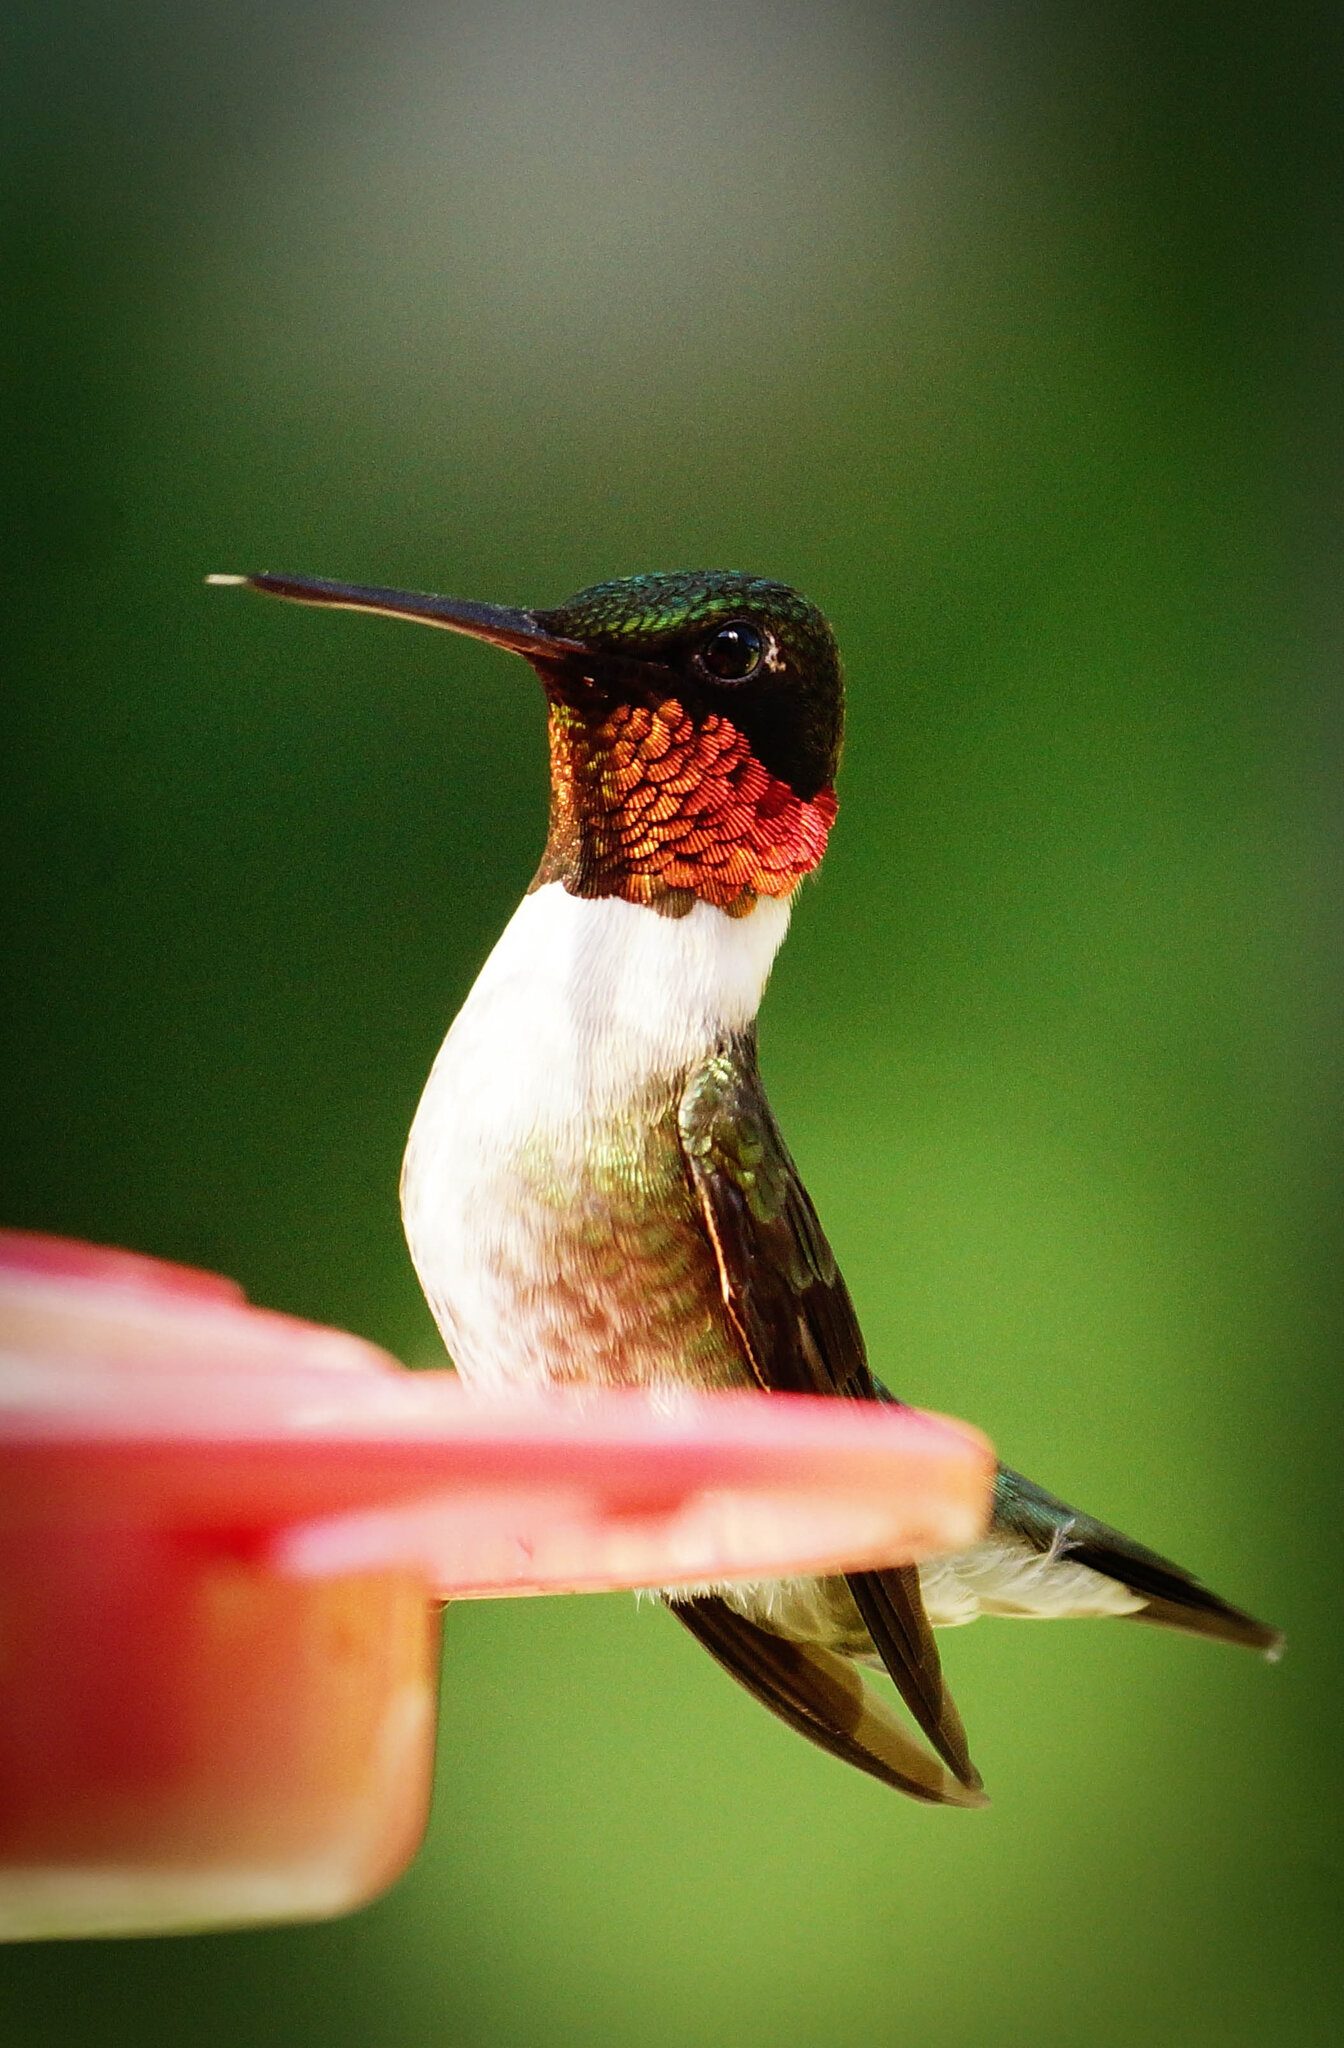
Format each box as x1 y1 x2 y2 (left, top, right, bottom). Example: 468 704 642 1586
0 1231 993 1939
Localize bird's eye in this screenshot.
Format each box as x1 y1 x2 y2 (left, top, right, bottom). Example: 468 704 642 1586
698 620 764 683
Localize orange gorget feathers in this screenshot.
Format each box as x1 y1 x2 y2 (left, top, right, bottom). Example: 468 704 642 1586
535 693 837 917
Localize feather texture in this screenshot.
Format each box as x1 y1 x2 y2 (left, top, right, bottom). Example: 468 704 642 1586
672 1595 986 1806
679 1031 982 1792
991 1467 1283 1657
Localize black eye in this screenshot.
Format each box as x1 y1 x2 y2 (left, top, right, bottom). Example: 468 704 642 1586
698 620 764 682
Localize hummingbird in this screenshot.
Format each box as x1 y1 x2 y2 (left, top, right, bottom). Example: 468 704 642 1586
214 564 1282 1805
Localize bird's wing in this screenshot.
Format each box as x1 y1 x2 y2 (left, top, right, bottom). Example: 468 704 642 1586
674 1594 985 1805
993 1467 1283 1656
676 1031 982 1797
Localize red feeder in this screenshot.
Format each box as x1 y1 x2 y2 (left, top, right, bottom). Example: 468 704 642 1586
0 1230 993 1939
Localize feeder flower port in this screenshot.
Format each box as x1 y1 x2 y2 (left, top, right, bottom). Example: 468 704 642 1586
0 1230 994 1940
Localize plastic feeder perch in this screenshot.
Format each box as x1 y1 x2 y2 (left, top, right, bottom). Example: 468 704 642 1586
0 1231 993 1940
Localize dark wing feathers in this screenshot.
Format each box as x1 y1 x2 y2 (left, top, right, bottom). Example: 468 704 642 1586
673 1594 986 1806
678 1044 858 1397
677 1031 982 1796
845 1567 980 1789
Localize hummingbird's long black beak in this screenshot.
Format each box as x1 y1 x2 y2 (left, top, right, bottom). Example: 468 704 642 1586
206 572 588 663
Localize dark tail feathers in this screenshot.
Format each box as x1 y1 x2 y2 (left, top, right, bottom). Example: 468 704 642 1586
993 1465 1283 1658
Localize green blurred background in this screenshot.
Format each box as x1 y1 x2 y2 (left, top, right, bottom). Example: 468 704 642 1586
3 3 1340 2043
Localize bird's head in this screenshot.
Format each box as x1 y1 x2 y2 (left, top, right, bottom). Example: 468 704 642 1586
211 566 844 917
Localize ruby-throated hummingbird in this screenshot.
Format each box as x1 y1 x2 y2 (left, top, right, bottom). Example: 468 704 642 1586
214 565 1281 1804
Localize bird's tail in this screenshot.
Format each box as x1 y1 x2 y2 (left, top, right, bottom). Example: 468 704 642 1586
993 1466 1283 1658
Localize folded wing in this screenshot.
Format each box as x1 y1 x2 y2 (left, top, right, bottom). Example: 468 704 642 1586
676 1030 982 1799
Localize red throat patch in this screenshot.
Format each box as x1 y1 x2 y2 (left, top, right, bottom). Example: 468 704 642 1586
535 694 838 916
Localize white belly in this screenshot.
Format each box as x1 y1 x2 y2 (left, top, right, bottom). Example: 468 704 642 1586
918 1533 1142 1624
720 1537 1141 1645
400 883 790 1389
402 882 1138 1630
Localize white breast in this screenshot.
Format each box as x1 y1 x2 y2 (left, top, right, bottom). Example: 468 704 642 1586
401 883 790 1386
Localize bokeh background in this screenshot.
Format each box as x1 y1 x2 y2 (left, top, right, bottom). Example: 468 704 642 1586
4 4 1340 2044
